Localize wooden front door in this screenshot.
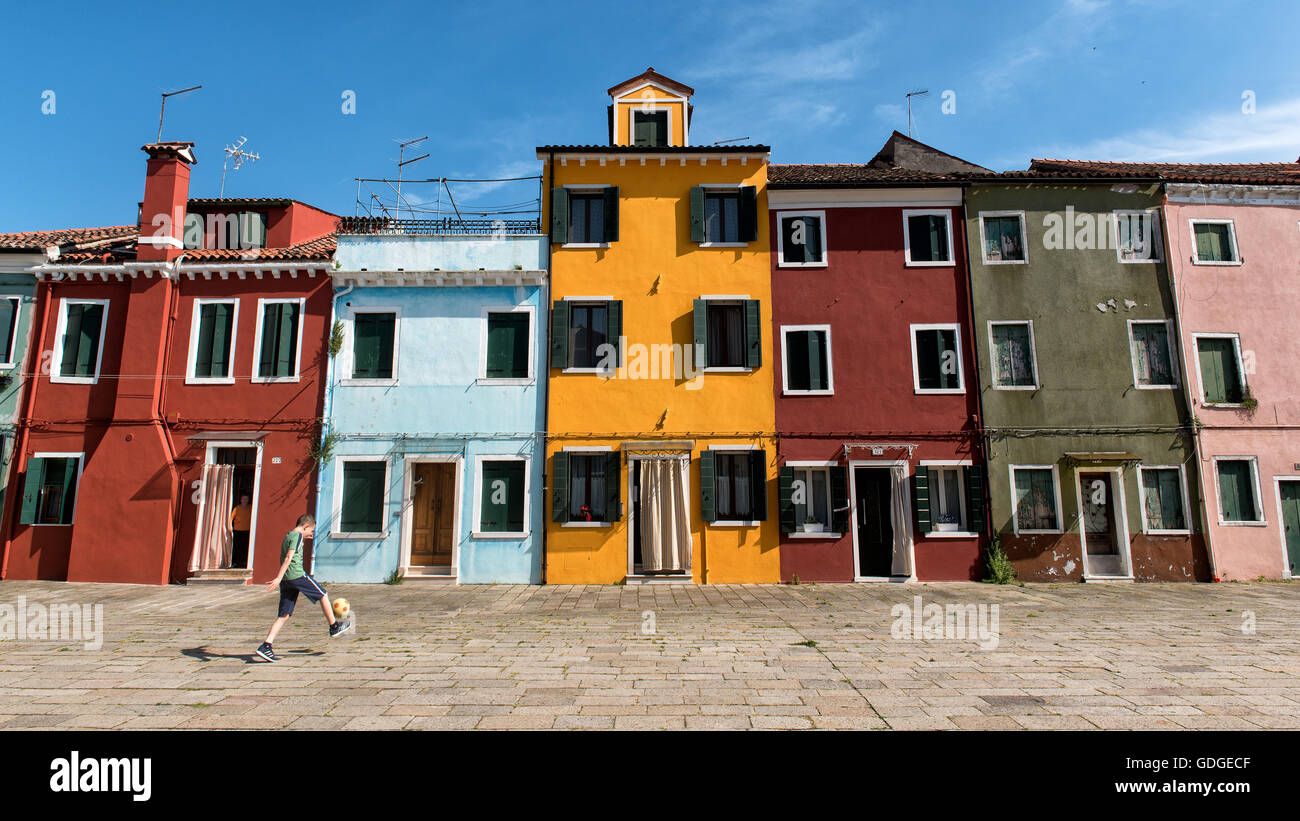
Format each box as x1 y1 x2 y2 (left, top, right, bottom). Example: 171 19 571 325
410 463 455 567
854 468 894 578
1280 481 1300 577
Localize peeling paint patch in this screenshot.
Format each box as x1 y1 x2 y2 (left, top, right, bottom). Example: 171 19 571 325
1124 299 1137 311
1063 559 1077 574
1096 302 1108 313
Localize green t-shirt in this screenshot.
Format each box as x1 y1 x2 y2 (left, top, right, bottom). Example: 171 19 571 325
281 531 305 581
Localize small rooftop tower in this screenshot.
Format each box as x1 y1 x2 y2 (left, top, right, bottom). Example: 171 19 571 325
607 67 694 148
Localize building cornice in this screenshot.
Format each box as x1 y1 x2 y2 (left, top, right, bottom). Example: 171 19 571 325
332 270 547 288
1165 182 1300 206
31 261 329 282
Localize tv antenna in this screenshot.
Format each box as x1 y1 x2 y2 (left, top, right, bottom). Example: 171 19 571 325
394 137 429 220
711 137 751 145
156 85 202 142
219 136 260 198
905 89 929 138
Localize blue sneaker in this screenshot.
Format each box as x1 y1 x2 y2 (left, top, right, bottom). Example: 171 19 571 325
255 642 279 662
329 620 353 638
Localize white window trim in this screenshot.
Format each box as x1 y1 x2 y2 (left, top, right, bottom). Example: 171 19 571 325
909 322 966 394
1136 464 1192 536
977 210 1029 266
1188 218 1242 266
775 210 828 268
629 106 673 149
0 296 21 369
339 305 401 387
987 320 1039 390
1212 455 1266 526
561 447 616 527
49 298 109 385
27 451 85 526
700 185 750 247
701 297 755 374
709 447 763 527
477 304 536 386
922 461 975 537
472 454 532 539
780 324 834 395
330 455 391 539
1127 319 1180 390
902 208 955 267
251 297 306 384
1009 464 1064 535
787 462 840 538
1191 332 1247 408
1112 209 1164 264
185 298 240 385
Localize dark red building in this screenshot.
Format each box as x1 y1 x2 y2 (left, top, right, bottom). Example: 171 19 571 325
0 141 337 585
770 134 989 582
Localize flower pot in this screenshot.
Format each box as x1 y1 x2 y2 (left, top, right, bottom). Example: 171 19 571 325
801 522 824 534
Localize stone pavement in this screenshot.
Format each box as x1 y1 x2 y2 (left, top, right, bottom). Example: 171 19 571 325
0 579 1298 730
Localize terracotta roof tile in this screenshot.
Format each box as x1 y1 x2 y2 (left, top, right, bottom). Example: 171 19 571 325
1025 159 1300 185
768 164 963 186
179 234 337 262
0 225 137 252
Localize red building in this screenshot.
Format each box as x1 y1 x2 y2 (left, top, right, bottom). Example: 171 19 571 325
769 134 989 582
0 141 337 585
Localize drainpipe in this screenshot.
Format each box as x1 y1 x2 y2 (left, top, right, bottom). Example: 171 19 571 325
161 255 185 583
957 185 995 558
540 150 554 585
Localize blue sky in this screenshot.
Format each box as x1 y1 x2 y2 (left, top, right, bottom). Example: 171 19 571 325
1 0 1295 232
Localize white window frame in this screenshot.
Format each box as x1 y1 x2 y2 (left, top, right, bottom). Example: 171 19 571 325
1136 464 1192 536
330 455 391 539
50 298 109 385
478 304 536 386
1112 209 1163 264
780 324 833 395
0 295 21 369
1212 455 1265 526
1192 332 1247 408
775 210 828 268
922 460 974 537
1127 319 1179 390
987 320 1039 390
700 295 754 373
902 208 955 267
340 305 400 387
1188 218 1242 266
559 445 616 528
977 210 1029 266
786 460 839 539
561 295 616 375
472 454 531 539
251 297 306 384
562 184 612 249
1009 464 1064 535
629 106 673 149
708 445 762 527
909 322 965 394
699 185 750 248
28 451 85 526
185 298 240 385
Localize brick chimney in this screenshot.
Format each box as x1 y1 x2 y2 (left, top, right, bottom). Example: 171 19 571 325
137 141 196 263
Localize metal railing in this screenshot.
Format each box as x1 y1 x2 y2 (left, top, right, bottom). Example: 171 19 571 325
338 216 542 236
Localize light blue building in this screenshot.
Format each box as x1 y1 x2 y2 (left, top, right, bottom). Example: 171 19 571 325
313 225 547 583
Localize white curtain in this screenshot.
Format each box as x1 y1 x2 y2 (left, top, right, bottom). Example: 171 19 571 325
639 458 692 573
190 464 234 571
890 464 912 577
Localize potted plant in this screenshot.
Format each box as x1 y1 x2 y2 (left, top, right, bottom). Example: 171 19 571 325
934 512 962 532
801 516 824 534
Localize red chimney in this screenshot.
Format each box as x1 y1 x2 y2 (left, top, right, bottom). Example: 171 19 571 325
137 141 196 263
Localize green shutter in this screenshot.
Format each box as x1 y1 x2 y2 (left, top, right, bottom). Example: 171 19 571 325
195 304 216 378
550 301 570 369
480 461 525 532
62 303 103 378
18 457 45 525
1198 338 1242 403
739 186 758 243
209 303 232 378
778 466 795 534
806 331 824 390
0 298 17 363
275 303 298 377
699 450 716 523
59 304 83 377
689 186 706 243
965 464 985 534
487 312 529 379
53 457 78 525
830 466 849 533
744 300 762 369
341 461 384 533
552 451 570 523
1218 461 1256 523
914 465 932 533
550 188 570 244
258 303 279 377
354 314 384 379
603 187 619 243
606 300 623 367
604 451 622 522
693 299 707 370
749 449 767 521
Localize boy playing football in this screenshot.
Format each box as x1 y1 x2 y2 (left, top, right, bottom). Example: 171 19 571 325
255 514 351 662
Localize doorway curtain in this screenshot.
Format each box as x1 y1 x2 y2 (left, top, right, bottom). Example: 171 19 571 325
890 464 912 577
190 464 235 571
639 457 692 573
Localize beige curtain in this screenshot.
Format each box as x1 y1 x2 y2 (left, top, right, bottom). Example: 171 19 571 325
639 457 692 573
890 464 912 577
190 464 234 571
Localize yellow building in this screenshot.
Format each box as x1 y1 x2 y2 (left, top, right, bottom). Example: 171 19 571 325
538 68 778 584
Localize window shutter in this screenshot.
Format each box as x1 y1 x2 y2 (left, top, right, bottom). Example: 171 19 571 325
259 303 281 377
699 450 716 523
74 304 103 377
806 331 823 390
211 303 232 378
195 305 216 378
739 186 758 243
0 299 17 362
603 187 619 243
604 451 622 521
276 303 298 377
18 457 45 525
550 188 570 244
692 299 707 370
744 300 762 369
749 449 767 521
550 301 570 369
778 466 795 534
964 464 985 534
551 452 570 523
59 304 83 377
606 300 623 367
49 457 78 525
830 466 849 534
689 186 706 243
914 465 932 533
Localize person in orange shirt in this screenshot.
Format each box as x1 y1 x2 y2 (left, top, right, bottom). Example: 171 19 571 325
230 494 253 568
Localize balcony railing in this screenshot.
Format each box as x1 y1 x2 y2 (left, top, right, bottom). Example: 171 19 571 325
338 217 542 236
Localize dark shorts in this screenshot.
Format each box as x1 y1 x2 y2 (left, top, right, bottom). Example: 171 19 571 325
278 575 327 617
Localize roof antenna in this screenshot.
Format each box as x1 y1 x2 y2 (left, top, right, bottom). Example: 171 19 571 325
905 89 929 138
156 85 202 142
395 137 429 221
711 137 750 146
219 136 260 198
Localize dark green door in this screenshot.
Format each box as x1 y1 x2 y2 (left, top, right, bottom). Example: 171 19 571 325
854 468 894 578
1281 481 1300 577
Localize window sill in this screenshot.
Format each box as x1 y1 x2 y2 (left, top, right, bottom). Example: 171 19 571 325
561 367 616 375
905 260 955 267
1118 257 1163 264
472 531 530 539
252 376 302 384
1144 529 1192 536
185 377 236 386
1134 384 1179 390
699 242 749 248
703 367 753 374
330 531 387 540
1202 402 1247 409
1218 520 1267 527
787 531 842 539
562 522 612 528
993 384 1038 391
777 261 828 269
1014 529 1063 536
27 522 74 527
783 389 833 396
982 258 1027 265
711 520 761 527
914 388 966 395
1191 260 1242 266
476 378 535 386
341 379 398 388
924 531 978 539
49 376 98 385
562 243 610 249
